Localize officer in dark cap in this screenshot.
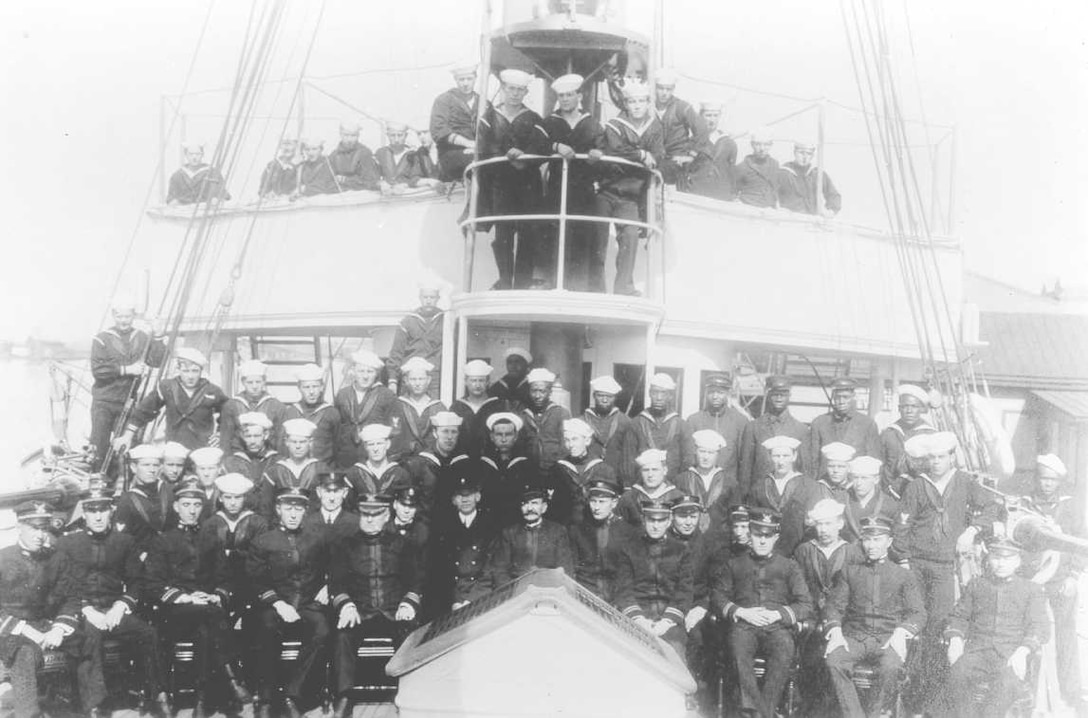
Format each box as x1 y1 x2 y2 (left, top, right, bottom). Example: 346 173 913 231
144 479 250 716
329 493 421 718
668 493 719 706
569 479 633 603
712 508 813 718
246 487 330 718
823 515 926 717
390 486 427 547
686 373 749 486
302 472 358 541
55 488 169 717
739 376 809 497
806 377 881 478
431 475 497 614
929 536 1051 718
488 484 574 587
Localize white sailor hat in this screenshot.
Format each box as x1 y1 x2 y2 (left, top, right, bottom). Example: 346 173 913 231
636 449 669 468
589 375 622 395
278 137 299 148
401 356 435 375
526 368 556 385
296 363 325 383
928 431 959 454
794 139 817 151
189 446 223 467
431 411 464 429
821 442 856 463
761 435 801 452
499 69 533 88
238 412 273 430
351 349 384 369
504 347 532 363
111 292 138 312
174 347 207 368
551 73 584 94
699 100 723 113
339 120 362 134
161 442 190 461
282 418 316 439
214 473 253 496
360 423 393 442
1036 454 1067 477
903 434 932 460
692 429 726 451
847 456 882 477
562 418 594 438
416 276 445 292
300 137 325 149
621 80 651 100
486 412 523 433
806 498 845 523
181 142 205 153
648 373 676 391
128 443 163 461
385 121 409 133
238 359 268 378
654 68 679 87
749 127 773 143
463 360 494 378
896 384 930 406
450 63 478 77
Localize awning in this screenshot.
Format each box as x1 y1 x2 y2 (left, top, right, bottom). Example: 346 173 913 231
1033 390 1088 420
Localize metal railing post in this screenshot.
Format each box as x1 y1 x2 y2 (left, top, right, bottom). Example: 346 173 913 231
556 158 569 290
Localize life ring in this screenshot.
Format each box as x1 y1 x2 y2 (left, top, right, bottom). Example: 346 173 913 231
969 392 1016 478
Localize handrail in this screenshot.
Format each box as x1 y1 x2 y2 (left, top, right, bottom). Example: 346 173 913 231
464 152 662 177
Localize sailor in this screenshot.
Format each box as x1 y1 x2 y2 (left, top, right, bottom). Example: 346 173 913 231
569 479 632 603
689 100 738 200
711 508 813 718
488 484 575 587
806 377 882 477
616 449 684 525
449 359 511 456
329 493 421 718
115 346 227 453
520 367 572 474
144 479 250 715
487 346 533 406
541 73 605 291
675 429 742 533
668 494 717 695
301 472 358 543
793 498 863 617
429 475 497 613
817 441 856 501
246 487 330 718
739 375 809 496
390 357 446 460
0 501 96 718
477 412 534 527
879 384 936 489
219 359 288 453
166 142 230 205
653 69 711 190
748 435 826 557
840 456 905 559
189 445 224 522
294 138 339 197
55 489 167 717
224 411 279 492
898 430 1001 714
114 443 174 548
346 424 412 505
777 140 842 216
283 363 340 464
686 373 749 482
429 63 479 182
595 78 664 296
389 486 429 556
259 417 326 517
613 498 694 657
886 431 931 501
385 283 446 398
930 536 1050 718
823 516 926 718
160 441 190 485
334 349 397 466
258 137 299 198
198 473 267 617
735 127 780 208
90 294 165 471
583 374 638 486
327 120 381 192
547 417 618 526
402 411 471 517
632 372 694 481
376 121 436 190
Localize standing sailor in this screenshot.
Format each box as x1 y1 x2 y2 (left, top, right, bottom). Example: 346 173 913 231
632 373 694 481
689 101 738 200
166 142 230 205
258 138 298 199
295 139 339 197
223 412 280 487
114 443 174 549
520 368 572 474
777 140 842 216
260 418 326 517
748 435 825 557
738 375 809 498
735 128 779 208
219 359 288 454
283 363 340 465
879 384 935 490
385 283 446 398
806 377 881 477
488 347 532 406
376 122 436 190
449 360 510 456
653 69 711 190
583 375 638 487
334 349 397 467
390 357 446 460
686 373 748 482
327 121 381 191
429 64 479 182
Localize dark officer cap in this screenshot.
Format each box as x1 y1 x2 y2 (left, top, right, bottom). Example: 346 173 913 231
830 377 858 392
858 515 894 536
174 479 206 501
748 508 781 532
393 486 421 506
357 493 393 515
765 375 792 392
729 504 751 522
640 499 672 519
985 535 1022 557
451 474 482 495
316 472 350 490
275 486 311 505
80 487 115 511
704 373 732 390
15 501 54 524
521 485 549 502
671 494 704 515
586 479 620 498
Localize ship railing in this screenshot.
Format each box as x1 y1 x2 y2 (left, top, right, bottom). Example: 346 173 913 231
460 153 664 300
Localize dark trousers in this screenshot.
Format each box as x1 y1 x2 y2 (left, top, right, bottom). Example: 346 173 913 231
491 222 537 289
930 646 1024 717
437 148 472 183
333 615 410 696
903 557 956 711
826 634 904 718
255 606 329 703
727 623 795 718
3 629 98 715
87 613 164 699
594 191 641 295
158 604 234 692
90 400 123 472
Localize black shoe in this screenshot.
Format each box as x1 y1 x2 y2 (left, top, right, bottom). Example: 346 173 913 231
332 696 353 718
490 279 512 291
283 696 303 718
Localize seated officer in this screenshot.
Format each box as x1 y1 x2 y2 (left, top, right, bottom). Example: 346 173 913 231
56 488 167 717
430 475 497 614
613 499 694 658
824 516 925 718
145 480 250 716
330 494 421 718
930 536 1051 718
712 509 813 718
1 502 94 718
569 479 633 603
246 487 330 718
488 485 575 588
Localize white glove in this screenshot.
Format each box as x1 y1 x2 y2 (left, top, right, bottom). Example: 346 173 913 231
104 602 128 630
685 606 707 632
1007 646 1029 681
633 615 654 632
40 626 67 650
395 603 416 622
882 627 911 661
947 635 965 666
274 601 301 624
338 603 361 629
315 585 329 606
956 526 979 554
825 626 849 657
82 607 109 632
651 619 673 637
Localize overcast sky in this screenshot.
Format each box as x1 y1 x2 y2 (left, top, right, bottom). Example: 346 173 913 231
0 0 1085 342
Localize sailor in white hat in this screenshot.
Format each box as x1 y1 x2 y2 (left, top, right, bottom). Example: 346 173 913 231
220 359 286 455
375 120 432 191
880 384 935 486
385 280 445 396
329 119 381 192
167 140 229 206
160 441 190 484
735 126 778 208
694 99 739 200
335 348 397 465
653 68 709 187
612 448 681 524
634 372 691 480
392 357 445 459
520 367 572 472
801 497 848 556
259 136 300 199
820 441 857 494
582 374 635 480
750 434 828 555
113 442 171 544
488 347 532 405
778 136 841 217
431 62 479 181
284 363 338 465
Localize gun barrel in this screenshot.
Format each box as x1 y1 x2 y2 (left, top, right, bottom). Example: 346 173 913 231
1011 514 1088 557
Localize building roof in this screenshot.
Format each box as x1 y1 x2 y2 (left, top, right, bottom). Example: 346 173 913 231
976 312 1088 390
1032 390 1088 420
965 272 1088 315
